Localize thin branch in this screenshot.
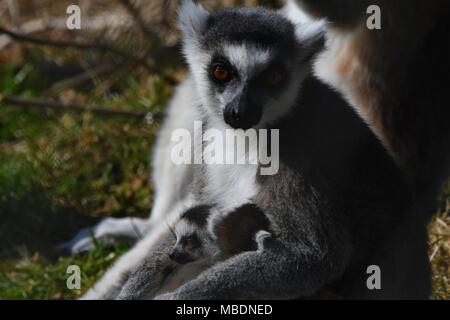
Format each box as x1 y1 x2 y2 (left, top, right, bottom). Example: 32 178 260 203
118 0 161 43
0 15 134 50
0 25 153 71
117 0 182 85
42 62 119 97
93 60 138 96
0 95 149 119
0 24 180 84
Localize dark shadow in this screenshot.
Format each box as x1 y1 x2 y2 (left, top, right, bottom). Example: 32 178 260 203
0 185 99 260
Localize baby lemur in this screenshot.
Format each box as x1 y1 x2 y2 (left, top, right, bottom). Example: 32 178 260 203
116 204 270 300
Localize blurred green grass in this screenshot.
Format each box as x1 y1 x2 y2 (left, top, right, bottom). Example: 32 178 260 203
0 242 130 299
0 54 169 298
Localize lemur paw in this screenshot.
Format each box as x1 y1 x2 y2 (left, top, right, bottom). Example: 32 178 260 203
255 230 272 250
57 217 149 255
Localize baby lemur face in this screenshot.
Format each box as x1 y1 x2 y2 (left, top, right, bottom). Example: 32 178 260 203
169 203 271 264
178 0 325 129
170 223 207 264
170 205 214 264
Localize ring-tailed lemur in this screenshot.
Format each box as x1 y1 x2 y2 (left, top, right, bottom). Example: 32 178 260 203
116 204 271 300
81 1 413 300
78 1 330 299
153 1 411 300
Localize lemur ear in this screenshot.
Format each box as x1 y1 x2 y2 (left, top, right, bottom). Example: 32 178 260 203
178 0 210 43
295 20 327 62
280 0 313 25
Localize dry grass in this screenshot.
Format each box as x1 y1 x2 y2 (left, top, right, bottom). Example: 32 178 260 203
429 184 450 299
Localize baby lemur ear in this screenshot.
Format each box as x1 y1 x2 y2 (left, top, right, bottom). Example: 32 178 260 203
295 19 327 63
177 0 210 44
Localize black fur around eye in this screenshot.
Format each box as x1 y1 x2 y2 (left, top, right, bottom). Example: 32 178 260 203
263 62 287 87
266 70 286 86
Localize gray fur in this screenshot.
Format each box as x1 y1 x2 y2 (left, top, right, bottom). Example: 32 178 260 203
117 203 272 300
116 233 214 300
117 206 219 300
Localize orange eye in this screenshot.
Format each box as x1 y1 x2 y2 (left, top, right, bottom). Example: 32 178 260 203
266 71 285 85
184 238 194 250
212 64 231 82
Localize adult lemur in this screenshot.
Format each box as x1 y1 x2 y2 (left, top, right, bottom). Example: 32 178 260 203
116 204 271 300
81 1 416 300
294 0 450 209
293 0 450 297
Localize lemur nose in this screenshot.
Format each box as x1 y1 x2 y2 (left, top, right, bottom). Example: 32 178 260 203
224 104 248 129
231 107 240 121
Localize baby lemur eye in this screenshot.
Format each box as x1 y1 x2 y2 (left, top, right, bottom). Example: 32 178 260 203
183 236 198 250
211 63 232 83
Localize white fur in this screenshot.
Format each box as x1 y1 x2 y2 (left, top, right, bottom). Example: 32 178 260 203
223 44 271 78
149 77 201 225
173 219 197 239
178 0 209 44
57 217 149 254
313 29 360 117
280 0 313 25
178 0 211 107
255 230 272 250
201 116 260 213
295 19 327 45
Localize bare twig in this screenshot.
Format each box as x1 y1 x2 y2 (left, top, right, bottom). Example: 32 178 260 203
0 24 181 84
43 62 119 97
94 60 138 96
118 0 161 43
0 25 153 71
93 45 152 96
0 94 148 119
0 15 133 50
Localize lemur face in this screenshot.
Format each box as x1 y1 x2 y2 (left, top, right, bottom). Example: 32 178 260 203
178 0 325 129
205 45 294 130
169 205 213 264
169 229 204 264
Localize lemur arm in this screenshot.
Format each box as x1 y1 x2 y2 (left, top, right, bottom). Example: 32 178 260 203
154 235 349 300
154 197 352 300
116 233 177 300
